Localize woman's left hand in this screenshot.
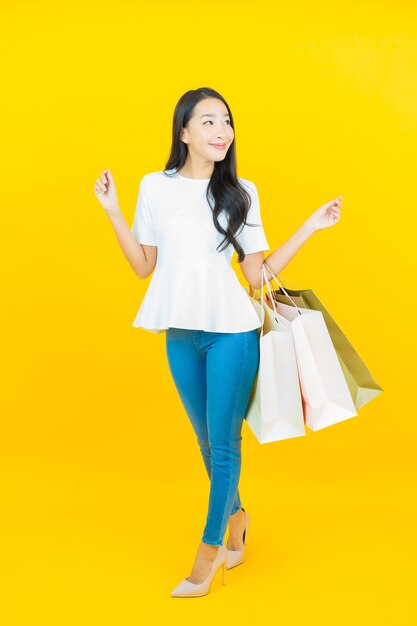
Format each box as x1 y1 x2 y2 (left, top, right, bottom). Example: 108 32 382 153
306 195 343 232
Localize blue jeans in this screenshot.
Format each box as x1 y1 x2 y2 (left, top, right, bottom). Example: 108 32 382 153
165 327 260 546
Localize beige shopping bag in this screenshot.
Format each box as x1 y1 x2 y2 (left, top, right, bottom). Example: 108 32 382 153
260 266 358 431
263 260 383 411
244 265 305 443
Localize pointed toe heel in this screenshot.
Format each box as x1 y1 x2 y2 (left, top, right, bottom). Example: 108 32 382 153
170 545 227 598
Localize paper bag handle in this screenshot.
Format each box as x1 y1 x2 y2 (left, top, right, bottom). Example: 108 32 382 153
261 262 303 315
262 260 300 291
247 261 303 342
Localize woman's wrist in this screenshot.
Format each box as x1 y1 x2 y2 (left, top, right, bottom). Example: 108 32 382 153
105 204 122 220
301 217 318 236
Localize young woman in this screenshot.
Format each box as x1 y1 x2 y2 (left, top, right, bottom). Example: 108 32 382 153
94 87 342 598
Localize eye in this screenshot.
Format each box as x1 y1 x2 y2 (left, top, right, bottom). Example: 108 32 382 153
204 120 231 125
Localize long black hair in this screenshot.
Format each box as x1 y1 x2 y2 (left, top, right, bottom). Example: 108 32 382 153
164 87 260 263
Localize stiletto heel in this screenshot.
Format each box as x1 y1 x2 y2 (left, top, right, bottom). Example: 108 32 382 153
170 544 227 598
221 562 226 585
226 507 251 570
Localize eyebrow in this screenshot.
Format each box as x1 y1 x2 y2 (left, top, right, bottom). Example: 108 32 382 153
199 113 230 118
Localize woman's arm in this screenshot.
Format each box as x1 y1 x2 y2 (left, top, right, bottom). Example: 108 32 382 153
263 219 316 282
106 208 157 279
94 169 157 279
239 195 342 291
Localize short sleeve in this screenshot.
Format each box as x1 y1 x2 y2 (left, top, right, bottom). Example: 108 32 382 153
235 181 269 254
130 176 157 246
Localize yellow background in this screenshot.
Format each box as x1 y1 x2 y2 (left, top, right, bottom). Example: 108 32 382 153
1 0 415 623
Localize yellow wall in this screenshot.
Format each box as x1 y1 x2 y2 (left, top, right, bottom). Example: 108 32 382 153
1 0 415 623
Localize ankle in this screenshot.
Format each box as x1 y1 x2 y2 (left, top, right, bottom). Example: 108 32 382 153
229 507 244 521
200 541 220 557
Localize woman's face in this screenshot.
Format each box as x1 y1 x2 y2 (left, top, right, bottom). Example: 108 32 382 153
180 97 234 163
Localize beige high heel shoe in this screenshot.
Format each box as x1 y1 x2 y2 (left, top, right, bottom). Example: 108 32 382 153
226 507 251 569
170 544 227 598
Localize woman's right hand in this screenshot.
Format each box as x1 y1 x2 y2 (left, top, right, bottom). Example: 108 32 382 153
94 169 120 213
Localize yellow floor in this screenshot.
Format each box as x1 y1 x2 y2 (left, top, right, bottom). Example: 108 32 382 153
1 398 414 625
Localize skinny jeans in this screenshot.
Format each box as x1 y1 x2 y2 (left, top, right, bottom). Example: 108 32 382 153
165 327 259 546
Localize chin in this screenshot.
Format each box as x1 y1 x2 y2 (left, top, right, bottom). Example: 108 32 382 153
210 154 227 162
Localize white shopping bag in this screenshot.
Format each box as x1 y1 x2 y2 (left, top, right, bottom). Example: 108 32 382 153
244 266 305 443
270 284 358 431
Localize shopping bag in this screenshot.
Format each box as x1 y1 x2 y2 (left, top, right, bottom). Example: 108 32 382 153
244 265 305 444
263 260 383 410
260 264 358 431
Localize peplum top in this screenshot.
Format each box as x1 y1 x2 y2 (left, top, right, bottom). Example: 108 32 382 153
130 169 270 334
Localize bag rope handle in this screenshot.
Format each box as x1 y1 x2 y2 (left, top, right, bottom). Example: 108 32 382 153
247 261 303 343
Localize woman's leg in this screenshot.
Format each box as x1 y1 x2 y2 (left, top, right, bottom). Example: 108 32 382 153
165 328 242 514
199 328 260 546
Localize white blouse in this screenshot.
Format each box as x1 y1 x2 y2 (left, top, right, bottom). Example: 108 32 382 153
130 169 270 334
